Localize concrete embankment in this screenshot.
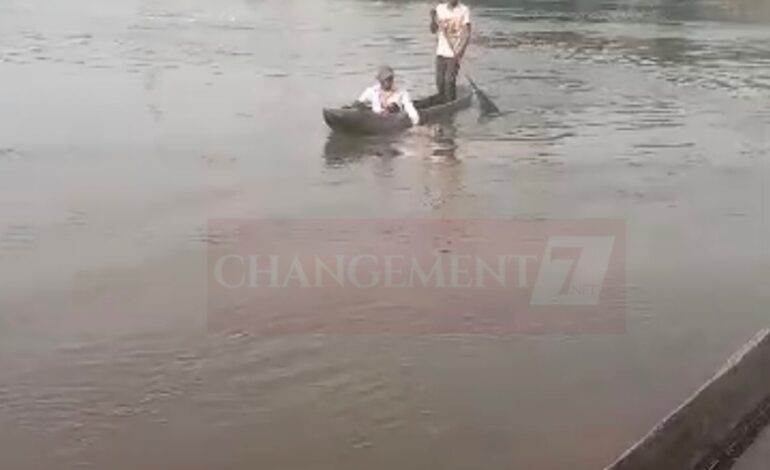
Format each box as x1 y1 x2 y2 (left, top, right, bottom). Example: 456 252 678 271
734 427 770 470
605 330 770 470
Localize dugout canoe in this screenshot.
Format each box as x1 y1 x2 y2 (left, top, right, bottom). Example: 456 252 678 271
323 87 472 134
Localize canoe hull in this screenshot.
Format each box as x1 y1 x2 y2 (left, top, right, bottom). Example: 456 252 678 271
323 87 472 135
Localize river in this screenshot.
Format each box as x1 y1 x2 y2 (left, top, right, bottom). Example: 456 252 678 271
1 0 769 468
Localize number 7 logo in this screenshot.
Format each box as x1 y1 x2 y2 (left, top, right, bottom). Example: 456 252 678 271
531 236 616 306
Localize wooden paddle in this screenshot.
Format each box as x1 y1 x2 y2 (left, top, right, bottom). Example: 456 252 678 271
436 15 500 116
463 74 499 116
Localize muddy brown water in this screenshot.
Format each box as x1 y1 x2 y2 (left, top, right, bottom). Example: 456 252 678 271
1 0 769 468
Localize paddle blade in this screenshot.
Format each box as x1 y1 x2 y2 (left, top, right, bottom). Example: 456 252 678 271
466 76 500 116
476 89 500 116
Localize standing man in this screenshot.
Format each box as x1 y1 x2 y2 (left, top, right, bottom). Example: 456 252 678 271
430 0 471 103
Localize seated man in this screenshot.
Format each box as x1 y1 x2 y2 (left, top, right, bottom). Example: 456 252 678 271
356 65 420 126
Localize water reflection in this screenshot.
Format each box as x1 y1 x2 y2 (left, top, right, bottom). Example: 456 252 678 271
322 133 402 167
322 118 462 167
429 122 459 159
421 124 467 212
322 121 468 212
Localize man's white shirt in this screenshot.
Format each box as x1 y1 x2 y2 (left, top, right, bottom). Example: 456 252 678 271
435 2 471 58
358 84 420 125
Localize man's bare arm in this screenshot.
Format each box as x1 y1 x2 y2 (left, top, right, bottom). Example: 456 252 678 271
458 23 471 59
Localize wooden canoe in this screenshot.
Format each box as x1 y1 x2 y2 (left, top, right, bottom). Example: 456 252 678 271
323 87 472 134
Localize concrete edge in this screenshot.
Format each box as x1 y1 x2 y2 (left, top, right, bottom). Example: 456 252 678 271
604 329 770 470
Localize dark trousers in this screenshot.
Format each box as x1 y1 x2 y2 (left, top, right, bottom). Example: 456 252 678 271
435 56 459 103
